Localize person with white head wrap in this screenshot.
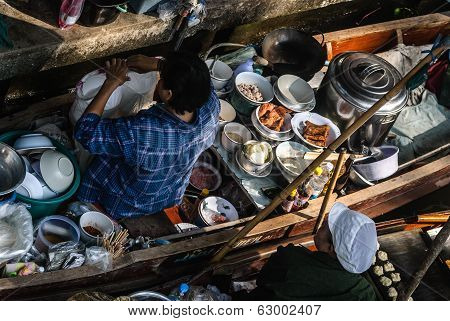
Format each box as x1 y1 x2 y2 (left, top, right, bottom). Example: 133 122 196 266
239 202 379 301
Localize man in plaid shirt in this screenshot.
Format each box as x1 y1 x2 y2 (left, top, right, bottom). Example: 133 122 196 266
74 52 219 219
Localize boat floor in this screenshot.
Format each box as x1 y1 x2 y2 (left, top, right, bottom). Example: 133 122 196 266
378 229 450 301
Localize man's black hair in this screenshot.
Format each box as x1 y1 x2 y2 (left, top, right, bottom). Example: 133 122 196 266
160 51 211 115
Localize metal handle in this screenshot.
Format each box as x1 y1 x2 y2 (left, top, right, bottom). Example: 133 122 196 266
358 64 387 86
115 4 127 13
309 29 325 46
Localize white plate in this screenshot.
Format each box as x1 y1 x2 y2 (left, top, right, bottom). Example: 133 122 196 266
274 83 315 113
291 112 341 149
251 110 295 142
235 151 272 178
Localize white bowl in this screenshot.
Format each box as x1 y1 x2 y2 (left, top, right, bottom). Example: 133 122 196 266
79 211 114 244
40 150 75 193
275 141 312 177
234 72 274 105
16 172 44 200
33 173 58 200
352 145 399 181
13 134 55 154
255 105 292 135
221 122 252 153
206 59 233 90
274 82 316 112
277 74 314 105
219 99 237 125
291 112 341 149
198 196 239 226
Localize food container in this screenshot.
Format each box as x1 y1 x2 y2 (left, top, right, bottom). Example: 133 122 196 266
221 122 252 153
352 145 399 181
79 211 114 245
197 196 239 227
316 52 408 152
206 59 233 90
0 142 26 196
35 215 80 253
291 112 341 149
255 105 292 135
189 162 222 192
231 72 274 116
240 140 274 172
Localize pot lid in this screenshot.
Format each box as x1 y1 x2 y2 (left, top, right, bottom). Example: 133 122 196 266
329 52 408 114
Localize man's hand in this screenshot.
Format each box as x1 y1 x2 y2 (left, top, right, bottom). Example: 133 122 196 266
104 58 129 88
127 54 160 73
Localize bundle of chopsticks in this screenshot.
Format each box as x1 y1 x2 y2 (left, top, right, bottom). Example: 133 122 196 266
101 229 129 260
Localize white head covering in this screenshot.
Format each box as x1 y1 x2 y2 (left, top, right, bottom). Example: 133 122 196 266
327 202 377 274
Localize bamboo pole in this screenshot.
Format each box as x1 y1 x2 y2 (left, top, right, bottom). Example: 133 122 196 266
397 217 450 300
313 149 347 234
209 45 448 265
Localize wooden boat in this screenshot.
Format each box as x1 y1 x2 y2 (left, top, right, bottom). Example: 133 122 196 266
0 12 449 300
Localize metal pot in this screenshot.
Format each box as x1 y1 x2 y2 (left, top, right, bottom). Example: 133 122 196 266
315 52 408 152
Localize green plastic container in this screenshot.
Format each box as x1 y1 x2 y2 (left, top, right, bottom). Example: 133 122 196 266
0 130 81 219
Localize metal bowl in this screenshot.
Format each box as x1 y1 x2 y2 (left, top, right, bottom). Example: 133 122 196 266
240 140 274 172
0 142 26 196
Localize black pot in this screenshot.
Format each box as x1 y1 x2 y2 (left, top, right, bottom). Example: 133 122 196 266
79 0 129 27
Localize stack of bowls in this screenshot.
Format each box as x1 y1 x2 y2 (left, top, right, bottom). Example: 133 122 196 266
274 75 316 112
231 72 274 116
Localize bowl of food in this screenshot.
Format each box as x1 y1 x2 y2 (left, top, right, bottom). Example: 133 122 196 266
256 103 292 135
79 211 114 245
0 142 26 196
291 112 341 149
219 99 237 126
221 122 252 153
275 141 312 179
198 196 239 226
206 59 233 90
189 162 222 192
231 72 274 115
240 140 274 173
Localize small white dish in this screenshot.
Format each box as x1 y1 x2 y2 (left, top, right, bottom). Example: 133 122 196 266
17 172 44 200
273 82 315 113
291 112 341 149
40 150 75 193
235 151 273 178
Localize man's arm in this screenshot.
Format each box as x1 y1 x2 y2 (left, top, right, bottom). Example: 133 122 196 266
126 54 164 73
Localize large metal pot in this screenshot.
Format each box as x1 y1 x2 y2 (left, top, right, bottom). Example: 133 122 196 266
316 52 408 152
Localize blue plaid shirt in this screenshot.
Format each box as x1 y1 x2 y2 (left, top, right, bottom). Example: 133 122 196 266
74 89 219 219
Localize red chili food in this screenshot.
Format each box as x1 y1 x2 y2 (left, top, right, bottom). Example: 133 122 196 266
190 166 217 190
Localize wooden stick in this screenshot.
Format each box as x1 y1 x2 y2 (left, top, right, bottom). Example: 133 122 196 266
397 216 450 300
209 45 448 265
313 149 347 234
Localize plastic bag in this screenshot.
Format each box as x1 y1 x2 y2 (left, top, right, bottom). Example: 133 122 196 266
0 203 33 262
46 241 85 272
85 246 112 271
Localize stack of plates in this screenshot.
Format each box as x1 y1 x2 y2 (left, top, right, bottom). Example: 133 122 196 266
274 75 316 112
251 109 295 142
